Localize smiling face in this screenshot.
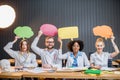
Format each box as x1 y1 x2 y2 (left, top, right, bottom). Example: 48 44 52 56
45 37 55 49
95 38 105 53
72 42 80 54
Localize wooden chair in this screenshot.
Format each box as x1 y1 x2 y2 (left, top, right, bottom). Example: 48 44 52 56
112 61 119 67
114 59 120 67
8 59 15 66
8 59 42 66
115 59 120 64
37 59 42 67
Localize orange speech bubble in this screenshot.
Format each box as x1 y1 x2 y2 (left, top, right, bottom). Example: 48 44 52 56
93 25 113 39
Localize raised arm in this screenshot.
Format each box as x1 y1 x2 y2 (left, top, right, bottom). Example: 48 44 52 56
37 30 43 38
110 36 120 57
31 30 43 56
58 38 63 49
57 38 69 59
13 36 20 43
3 36 20 58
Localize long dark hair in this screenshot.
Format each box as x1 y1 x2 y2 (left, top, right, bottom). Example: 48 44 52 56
19 39 30 53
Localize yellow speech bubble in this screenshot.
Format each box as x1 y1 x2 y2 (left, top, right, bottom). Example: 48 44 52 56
58 26 79 40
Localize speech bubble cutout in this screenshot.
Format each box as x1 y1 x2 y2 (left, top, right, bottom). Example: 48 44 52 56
40 24 58 37
93 25 113 39
14 26 34 39
58 26 78 40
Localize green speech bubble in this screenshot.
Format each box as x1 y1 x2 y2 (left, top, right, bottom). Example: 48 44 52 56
14 26 34 39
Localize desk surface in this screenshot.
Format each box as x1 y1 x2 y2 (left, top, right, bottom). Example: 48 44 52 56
0 68 120 79
23 70 120 79
0 72 23 79
23 72 98 79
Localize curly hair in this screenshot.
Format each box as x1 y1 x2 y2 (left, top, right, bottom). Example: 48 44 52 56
67 40 84 52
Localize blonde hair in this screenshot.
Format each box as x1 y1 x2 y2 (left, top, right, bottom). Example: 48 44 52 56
96 38 103 42
95 38 105 45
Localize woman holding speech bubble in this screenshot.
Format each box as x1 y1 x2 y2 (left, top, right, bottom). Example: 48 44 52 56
90 36 119 70
4 36 38 68
58 40 90 68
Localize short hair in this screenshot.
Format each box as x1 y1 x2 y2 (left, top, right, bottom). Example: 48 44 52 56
19 39 30 53
67 40 84 52
45 36 54 41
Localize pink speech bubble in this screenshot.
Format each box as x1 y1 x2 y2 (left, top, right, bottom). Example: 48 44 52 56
40 24 58 37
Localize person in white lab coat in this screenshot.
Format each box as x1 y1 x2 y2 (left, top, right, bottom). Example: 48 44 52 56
31 30 62 69
58 40 90 68
90 36 119 69
4 36 38 68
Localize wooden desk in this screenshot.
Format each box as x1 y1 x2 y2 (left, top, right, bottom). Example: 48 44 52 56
99 72 120 79
23 71 98 79
0 72 23 79
0 68 120 79
23 70 120 79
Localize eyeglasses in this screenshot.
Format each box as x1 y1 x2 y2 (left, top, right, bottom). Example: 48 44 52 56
46 41 54 43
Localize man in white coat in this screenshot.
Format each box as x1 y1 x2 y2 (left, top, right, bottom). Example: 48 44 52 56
31 30 62 69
